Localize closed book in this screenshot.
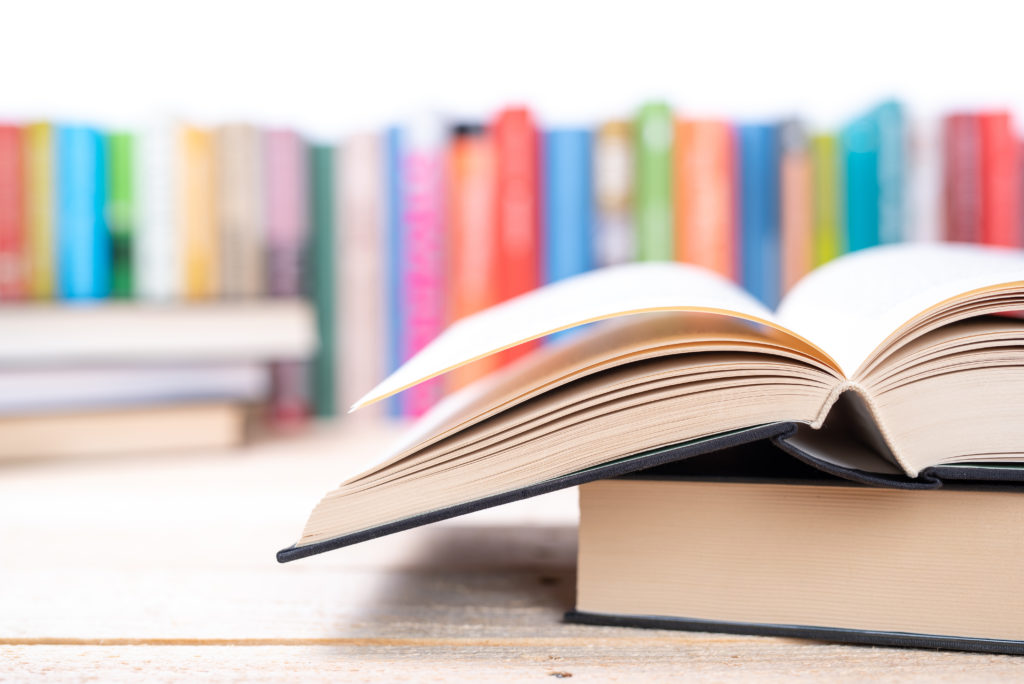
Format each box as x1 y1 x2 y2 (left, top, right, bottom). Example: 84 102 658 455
876 100 907 244
979 110 1020 247
0 124 25 299
264 129 311 425
23 123 56 299
909 118 944 243
593 121 633 267
136 123 180 300
106 131 135 297
673 118 735 279
841 111 881 252
180 125 218 298
384 127 404 417
779 120 812 292
447 125 500 390
492 107 541 365
308 143 337 417
943 113 982 243
214 123 265 298
736 123 781 307
633 102 674 261
56 125 109 300
809 133 844 266
542 128 593 285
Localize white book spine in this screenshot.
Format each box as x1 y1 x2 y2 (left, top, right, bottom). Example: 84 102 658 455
135 123 181 300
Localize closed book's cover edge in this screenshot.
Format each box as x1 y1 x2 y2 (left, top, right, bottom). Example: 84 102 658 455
276 423 796 563
564 610 1024 656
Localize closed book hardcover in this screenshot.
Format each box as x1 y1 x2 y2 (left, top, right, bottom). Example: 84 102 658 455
136 123 180 300
308 144 336 417
779 120 812 292
180 125 218 298
979 110 1020 247
593 121 633 267
876 100 907 245
447 124 499 390
674 118 736 279
543 127 593 284
0 124 25 299
397 117 446 417
214 123 265 298
943 113 982 243
809 133 844 266
736 123 780 307
265 129 311 425
384 126 404 417
106 131 135 297
56 125 109 300
492 107 541 365
633 102 674 261
340 133 386 417
23 123 56 299
909 118 944 243
841 111 880 252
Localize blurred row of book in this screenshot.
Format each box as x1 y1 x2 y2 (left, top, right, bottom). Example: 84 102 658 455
0 99 1022 457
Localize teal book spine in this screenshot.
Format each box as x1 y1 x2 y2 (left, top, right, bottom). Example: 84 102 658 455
633 102 674 260
875 100 906 245
57 126 110 300
308 144 337 417
841 113 880 252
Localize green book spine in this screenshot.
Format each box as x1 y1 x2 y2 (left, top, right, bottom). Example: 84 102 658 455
308 144 337 417
633 101 675 260
810 133 844 266
106 132 135 297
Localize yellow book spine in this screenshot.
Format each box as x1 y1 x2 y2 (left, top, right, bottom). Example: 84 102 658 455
179 126 218 298
23 123 55 299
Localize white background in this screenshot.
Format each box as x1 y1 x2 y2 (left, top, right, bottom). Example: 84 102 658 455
3 0 1024 137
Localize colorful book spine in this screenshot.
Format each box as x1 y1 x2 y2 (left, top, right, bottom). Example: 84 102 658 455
23 123 56 299
943 113 982 243
737 123 780 307
214 124 264 298
674 119 735 279
979 111 1021 247
909 118 943 243
492 107 540 365
106 131 135 297
0 125 25 299
634 101 674 260
384 126 404 417
543 128 593 284
842 111 881 252
398 117 446 417
265 129 310 424
448 124 499 390
340 133 386 416
135 123 179 300
309 144 336 417
779 120 813 291
876 100 907 244
810 133 844 265
180 126 218 298
593 121 633 267
56 125 109 300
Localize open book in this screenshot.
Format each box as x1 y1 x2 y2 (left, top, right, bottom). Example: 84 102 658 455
280 243 1024 561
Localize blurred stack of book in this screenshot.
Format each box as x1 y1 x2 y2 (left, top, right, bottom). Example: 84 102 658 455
0 100 1021 453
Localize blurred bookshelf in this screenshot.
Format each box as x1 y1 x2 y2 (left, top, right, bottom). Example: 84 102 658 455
0 98 1022 460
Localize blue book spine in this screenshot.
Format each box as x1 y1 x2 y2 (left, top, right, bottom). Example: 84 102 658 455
543 128 593 284
875 99 906 245
737 124 780 308
384 126 404 417
842 113 881 252
56 126 110 300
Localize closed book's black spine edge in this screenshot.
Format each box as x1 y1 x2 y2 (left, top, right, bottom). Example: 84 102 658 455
564 610 1024 656
277 423 796 562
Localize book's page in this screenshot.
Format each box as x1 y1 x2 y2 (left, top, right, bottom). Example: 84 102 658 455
777 243 1024 377
352 263 829 410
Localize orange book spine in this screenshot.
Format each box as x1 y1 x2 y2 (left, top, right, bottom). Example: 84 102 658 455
780 121 813 292
448 125 500 390
673 119 735 279
179 126 218 298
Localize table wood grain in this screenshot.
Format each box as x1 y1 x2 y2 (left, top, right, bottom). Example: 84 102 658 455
2 422 1023 681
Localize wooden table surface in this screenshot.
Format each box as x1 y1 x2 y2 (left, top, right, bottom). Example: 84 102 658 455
3 421 1023 682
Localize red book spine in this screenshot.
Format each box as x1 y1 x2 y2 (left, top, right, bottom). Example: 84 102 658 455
492 107 540 364
943 114 982 243
979 111 1021 247
0 125 25 299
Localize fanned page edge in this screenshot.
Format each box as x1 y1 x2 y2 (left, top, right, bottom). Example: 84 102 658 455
352 263 842 411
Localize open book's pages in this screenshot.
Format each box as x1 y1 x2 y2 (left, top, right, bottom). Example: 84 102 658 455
283 243 1024 558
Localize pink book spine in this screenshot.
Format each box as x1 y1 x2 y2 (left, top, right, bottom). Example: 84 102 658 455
264 129 310 426
401 117 446 417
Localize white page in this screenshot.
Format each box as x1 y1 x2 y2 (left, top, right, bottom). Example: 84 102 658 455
352 263 781 410
777 243 1024 378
